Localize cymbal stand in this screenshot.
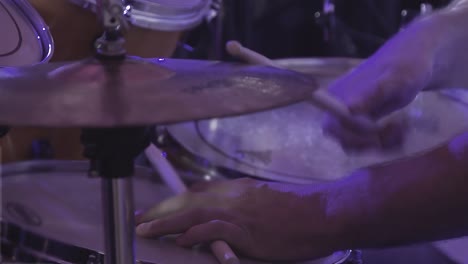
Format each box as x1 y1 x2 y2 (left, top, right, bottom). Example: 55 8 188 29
82 1 147 264
81 127 150 264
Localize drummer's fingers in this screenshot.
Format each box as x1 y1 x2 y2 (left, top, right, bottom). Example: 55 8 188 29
323 116 382 150
135 210 146 225
138 192 206 222
176 220 247 249
189 180 224 192
379 120 406 149
190 178 254 193
136 208 232 238
324 116 407 151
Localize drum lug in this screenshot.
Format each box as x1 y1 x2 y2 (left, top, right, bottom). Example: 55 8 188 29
86 254 103 264
152 126 169 147
345 250 363 264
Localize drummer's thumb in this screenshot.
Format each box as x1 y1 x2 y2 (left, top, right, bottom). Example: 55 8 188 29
135 210 145 225
378 114 408 150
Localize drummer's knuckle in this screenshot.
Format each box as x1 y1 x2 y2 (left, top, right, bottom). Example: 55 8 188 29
382 66 414 90
146 220 160 232
191 208 213 222
238 177 255 185
375 78 393 97
208 220 227 232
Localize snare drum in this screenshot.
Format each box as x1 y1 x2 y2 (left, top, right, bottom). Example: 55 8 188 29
159 61 468 184
0 160 357 264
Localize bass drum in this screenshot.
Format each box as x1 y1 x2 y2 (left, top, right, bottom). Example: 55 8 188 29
157 58 468 184
1 160 359 264
0 0 213 163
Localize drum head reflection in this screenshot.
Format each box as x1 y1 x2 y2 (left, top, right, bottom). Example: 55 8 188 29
167 90 468 184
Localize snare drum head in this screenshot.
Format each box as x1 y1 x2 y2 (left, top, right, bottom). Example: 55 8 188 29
167 89 468 184
0 0 53 66
1 161 351 264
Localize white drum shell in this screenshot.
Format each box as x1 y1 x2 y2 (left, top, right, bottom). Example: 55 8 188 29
68 0 212 31
0 0 53 66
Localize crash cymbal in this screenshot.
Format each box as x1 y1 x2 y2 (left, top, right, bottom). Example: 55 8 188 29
0 57 317 127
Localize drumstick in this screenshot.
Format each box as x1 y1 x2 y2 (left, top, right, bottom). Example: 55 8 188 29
144 144 241 264
226 40 376 131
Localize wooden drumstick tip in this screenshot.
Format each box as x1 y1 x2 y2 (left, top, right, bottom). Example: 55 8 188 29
226 40 242 56
225 40 276 67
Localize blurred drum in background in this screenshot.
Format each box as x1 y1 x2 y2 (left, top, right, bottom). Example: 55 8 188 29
29 0 213 61
0 0 53 67
0 0 55 163
0 0 214 163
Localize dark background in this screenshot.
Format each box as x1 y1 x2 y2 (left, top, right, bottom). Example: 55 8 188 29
178 0 452 60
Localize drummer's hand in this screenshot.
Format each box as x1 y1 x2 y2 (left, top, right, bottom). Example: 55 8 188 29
135 178 341 261
322 17 438 151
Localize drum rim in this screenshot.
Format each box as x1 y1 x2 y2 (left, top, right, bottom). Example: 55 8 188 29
1 221 155 264
1 220 354 264
68 0 212 31
5 0 55 64
1 221 105 264
273 57 363 77
273 57 362 67
155 126 253 182
0 160 156 180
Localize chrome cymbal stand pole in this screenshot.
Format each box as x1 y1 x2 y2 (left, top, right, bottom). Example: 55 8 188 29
87 2 142 264
82 127 150 264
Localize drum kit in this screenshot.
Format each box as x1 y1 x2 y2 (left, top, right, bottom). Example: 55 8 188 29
1 0 468 264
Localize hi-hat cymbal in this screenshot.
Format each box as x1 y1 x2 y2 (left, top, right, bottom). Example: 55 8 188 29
0 57 317 127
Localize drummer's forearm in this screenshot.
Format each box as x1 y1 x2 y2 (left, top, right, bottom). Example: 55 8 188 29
447 0 468 9
324 131 468 251
423 0 468 89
